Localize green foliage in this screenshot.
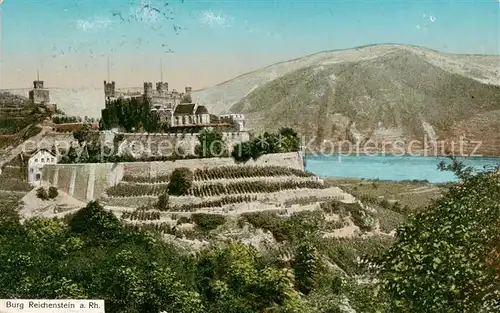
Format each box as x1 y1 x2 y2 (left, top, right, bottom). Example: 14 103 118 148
191 213 227 232
194 242 309 313
48 187 59 199
321 200 376 232
36 187 49 200
193 165 313 180
155 192 170 211
100 97 161 132
67 201 123 243
195 128 228 158
242 211 288 242
243 210 325 243
0 201 204 313
320 237 394 276
379 160 500 312
232 127 301 162
167 168 194 196
293 240 320 295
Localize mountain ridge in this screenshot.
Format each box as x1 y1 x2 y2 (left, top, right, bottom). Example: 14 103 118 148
194 44 500 156
192 44 500 116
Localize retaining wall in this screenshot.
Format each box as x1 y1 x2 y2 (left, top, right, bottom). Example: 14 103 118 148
42 152 304 202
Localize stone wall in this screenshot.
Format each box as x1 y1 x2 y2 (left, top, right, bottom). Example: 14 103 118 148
21 132 76 153
42 163 122 201
42 152 304 202
105 131 250 156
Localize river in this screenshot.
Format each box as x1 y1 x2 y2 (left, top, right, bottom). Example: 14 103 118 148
305 154 500 183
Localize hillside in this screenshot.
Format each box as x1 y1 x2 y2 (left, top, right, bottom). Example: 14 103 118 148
0 92 55 170
194 44 500 155
5 87 105 118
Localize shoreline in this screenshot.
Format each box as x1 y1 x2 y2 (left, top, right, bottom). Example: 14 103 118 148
303 151 500 159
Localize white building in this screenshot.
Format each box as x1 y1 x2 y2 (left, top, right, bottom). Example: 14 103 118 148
28 149 57 186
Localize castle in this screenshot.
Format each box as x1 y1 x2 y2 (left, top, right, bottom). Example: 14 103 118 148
103 80 247 132
28 75 57 111
29 78 51 105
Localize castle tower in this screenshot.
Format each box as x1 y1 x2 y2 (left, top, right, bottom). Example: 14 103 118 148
143 82 153 98
33 80 44 89
29 72 50 105
104 80 116 98
185 86 192 95
156 82 168 94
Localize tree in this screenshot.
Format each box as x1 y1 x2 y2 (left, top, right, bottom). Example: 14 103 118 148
293 240 320 295
155 192 170 211
36 187 49 200
195 129 227 158
167 168 193 196
231 127 301 163
194 242 310 313
48 187 58 199
68 201 123 243
378 160 500 312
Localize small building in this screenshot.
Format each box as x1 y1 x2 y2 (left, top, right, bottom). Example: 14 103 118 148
28 149 57 186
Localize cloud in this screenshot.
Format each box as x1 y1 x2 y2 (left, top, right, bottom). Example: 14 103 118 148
76 17 112 31
198 10 233 28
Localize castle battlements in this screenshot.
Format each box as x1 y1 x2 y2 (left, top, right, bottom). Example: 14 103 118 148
102 78 246 133
29 78 53 106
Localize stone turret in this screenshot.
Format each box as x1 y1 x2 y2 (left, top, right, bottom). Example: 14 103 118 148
29 79 50 105
185 86 192 95
144 82 153 97
33 80 44 89
104 80 116 98
156 82 168 94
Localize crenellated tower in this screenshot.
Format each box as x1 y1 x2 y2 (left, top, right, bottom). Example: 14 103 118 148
29 73 50 105
104 80 116 99
156 82 168 94
143 82 153 99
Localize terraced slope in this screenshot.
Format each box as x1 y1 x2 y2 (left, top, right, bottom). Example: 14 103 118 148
100 165 332 210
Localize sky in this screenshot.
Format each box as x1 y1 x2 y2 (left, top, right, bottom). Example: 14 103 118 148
0 0 499 89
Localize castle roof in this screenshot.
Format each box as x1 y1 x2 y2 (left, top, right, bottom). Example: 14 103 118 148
28 148 56 158
195 105 209 115
173 103 196 116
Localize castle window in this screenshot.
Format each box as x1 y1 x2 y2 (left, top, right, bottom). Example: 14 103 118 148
35 158 38 162
41 158 45 162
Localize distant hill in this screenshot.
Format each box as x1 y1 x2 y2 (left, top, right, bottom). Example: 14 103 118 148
194 44 500 156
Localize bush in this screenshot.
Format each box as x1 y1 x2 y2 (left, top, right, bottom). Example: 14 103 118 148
231 127 301 163
191 213 226 232
48 187 58 199
379 163 500 312
36 187 49 200
167 168 193 196
155 192 170 211
243 211 288 242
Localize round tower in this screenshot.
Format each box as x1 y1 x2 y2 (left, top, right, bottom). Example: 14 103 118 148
143 82 153 97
